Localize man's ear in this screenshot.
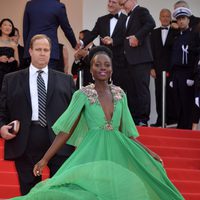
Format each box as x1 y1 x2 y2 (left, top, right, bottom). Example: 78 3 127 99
29 48 32 56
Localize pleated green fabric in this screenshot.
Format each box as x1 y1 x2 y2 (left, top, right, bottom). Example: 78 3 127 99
12 85 184 200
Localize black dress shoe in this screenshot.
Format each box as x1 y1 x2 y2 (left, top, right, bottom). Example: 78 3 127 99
150 123 161 127
138 122 148 127
167 120 177 125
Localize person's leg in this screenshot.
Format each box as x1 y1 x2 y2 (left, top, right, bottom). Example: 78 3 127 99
166 77 178 125
176 71 194 129
151 75 162 126
48 154 70 177
127 63 151 125
15 124 51 195
112 67 129 93
15 154 42 195
192 104 200 130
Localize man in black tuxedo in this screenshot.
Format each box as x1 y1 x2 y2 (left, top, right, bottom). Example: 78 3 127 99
119 0 155 126
0 34 76 195
150 9 178 127
81 0 127 90
23 0 79 70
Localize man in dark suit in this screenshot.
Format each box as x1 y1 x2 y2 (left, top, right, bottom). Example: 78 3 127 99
119 0 155 126
150 9 178 127
72 30 94 89
81 0 127 91
0 34 76 195
23 0 79 70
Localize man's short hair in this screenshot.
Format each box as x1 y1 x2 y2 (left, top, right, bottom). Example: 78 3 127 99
174 1 189 9
30 34 52 49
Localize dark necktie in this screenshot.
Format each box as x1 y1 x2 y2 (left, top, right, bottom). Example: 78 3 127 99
161 27 168 30
109 13 119 19
37 70 47 127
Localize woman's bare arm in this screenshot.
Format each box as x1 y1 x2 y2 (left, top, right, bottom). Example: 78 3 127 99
33 115 81 176
130 136 163 165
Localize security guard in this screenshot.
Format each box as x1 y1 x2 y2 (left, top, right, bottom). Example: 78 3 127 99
171 7 200 129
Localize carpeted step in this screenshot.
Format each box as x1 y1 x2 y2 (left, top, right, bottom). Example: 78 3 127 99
0 185 20 199
0 147 4 160
137 127 200 139
182 193 200 200
139 135 200 148
172 180 200 193
0 171 19 185
0 160 16 171
0 167 49 183
148 145 200 159
1 128 200 199
166 168 200 181
163 157 200 169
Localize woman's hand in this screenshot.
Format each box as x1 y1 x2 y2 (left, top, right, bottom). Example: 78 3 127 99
130 137 164 166
0 55 8 63
101 36 113 45
126 35 139 47
33 158 48 176
151 151 164 166
0 125 17 140
8 57 15 63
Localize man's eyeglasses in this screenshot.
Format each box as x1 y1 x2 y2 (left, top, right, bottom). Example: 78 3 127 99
119 0 129 7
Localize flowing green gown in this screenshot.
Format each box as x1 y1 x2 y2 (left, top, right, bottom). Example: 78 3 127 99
12 84 184 200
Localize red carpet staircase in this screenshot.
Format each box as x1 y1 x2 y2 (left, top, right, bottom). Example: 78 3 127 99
0 127 200 199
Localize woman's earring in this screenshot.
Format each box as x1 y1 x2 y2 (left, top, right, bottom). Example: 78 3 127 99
91 73 95 81
109 75 113 84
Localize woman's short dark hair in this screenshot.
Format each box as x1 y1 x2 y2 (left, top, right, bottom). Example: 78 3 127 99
89 45 113 66
0 18 15 37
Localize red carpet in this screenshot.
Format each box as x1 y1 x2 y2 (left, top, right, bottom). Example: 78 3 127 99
0 127 200 199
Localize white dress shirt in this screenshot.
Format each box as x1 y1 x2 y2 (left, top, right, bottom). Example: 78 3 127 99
161 26 170 46
29 64 48 121
110 13 120 36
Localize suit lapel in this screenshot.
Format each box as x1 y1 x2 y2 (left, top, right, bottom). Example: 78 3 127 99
21 68 31 105
46 69 55 106
112 13 126 37
103 15 110 37
165 28 172 46
158 28 164 47
126 6 139 32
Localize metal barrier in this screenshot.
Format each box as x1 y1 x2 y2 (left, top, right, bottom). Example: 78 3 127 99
162 71 166 128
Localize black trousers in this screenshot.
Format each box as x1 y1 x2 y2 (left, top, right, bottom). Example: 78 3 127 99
14 124 70 195
154 73 178 125
173 70 194 129
112 55 129 92
125 61 151 125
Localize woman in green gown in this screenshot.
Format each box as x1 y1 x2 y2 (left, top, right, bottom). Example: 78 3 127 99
12 46 184 200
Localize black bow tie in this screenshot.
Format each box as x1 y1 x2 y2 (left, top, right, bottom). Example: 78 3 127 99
109 13 119 19
161 27 168 30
